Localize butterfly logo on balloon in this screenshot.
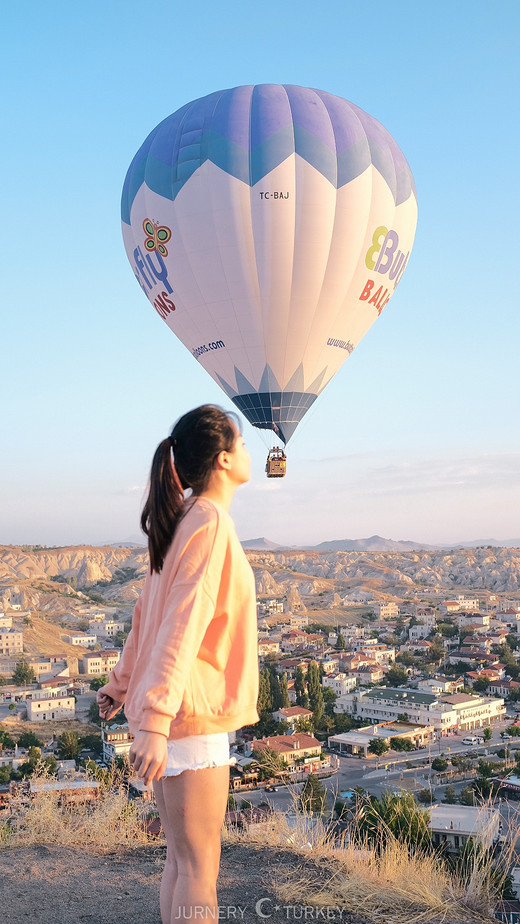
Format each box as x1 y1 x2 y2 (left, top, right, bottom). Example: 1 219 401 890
143 219 172 257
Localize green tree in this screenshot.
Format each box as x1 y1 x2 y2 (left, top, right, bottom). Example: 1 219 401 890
79 733 103 756
368 738 389 757
12 659 36 685
16 731 43 749
257 668 273 716
354 790 431 849
506 724 520 737
268 665 283 712
460 786 475 805
299 772 326 814
90 674 108 693
384 667 408 686
279 673 290 708
417 788 434 804
389 737 413 752
472 678 490 693
251 746 286 781
57 731 80 759
483 726 492 741
336 633 346 650
294 665 306 704
432 757 448 772
0 728 16 749
322 686 337 718
444 785 457 804
437 623 459 638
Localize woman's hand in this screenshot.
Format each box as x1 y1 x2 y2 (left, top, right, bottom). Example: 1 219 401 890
129 730 168 787
96 687 123 722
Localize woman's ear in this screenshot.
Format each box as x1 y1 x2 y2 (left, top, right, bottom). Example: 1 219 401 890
214 449 232 471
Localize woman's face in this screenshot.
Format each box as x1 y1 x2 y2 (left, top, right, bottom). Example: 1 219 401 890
227 430 251 486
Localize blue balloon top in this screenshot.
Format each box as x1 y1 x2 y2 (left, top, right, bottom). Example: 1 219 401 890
122 84 416 224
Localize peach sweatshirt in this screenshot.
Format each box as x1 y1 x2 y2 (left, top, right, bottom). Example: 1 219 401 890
102 497 260 739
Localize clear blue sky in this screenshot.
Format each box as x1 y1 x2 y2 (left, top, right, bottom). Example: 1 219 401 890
1 0 519 547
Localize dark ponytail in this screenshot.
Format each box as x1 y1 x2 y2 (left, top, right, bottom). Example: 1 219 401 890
141 405 239 573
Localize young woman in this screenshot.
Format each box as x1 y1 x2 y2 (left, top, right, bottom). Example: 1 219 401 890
97 405 259 923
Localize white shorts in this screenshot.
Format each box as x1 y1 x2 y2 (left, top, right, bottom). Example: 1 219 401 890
162 732 237 777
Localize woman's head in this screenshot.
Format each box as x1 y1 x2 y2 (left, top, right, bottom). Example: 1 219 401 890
170 404 240 493
141 405 244 572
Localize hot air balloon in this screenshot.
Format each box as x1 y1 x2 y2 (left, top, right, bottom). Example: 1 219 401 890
121 84 417 468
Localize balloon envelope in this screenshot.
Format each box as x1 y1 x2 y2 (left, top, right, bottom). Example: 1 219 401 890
122 85 417 443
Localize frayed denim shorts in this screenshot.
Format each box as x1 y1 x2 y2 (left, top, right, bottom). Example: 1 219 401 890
162 732 237 777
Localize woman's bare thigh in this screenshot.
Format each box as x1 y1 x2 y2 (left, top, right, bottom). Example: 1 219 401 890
160 764 230 870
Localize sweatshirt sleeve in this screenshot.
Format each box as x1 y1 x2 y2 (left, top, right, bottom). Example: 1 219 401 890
102 595 143 704
138 513 227 737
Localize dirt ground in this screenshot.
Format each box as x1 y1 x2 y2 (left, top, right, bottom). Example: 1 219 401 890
0 842 370 924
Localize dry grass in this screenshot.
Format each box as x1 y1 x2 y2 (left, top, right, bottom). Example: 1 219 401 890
223 786 517 924
1 763 150 851
2 769 518 923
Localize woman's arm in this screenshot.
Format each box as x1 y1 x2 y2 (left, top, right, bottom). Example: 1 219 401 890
95 595 143 714
138 514 227 737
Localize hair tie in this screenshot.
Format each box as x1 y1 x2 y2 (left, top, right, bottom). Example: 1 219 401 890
169 435 176 450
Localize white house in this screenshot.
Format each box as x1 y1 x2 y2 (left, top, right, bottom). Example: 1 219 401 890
102 723 135 763
322 673 357 696
26 694 75 722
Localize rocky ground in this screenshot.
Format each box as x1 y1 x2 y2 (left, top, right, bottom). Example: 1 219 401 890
0 842 369 924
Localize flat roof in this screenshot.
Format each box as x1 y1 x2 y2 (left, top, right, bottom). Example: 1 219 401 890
429 803 498 836
329 723 428 743
364 687 438 705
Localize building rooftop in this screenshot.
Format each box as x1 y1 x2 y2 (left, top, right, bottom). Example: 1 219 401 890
429 803 499 837
363 687 438 706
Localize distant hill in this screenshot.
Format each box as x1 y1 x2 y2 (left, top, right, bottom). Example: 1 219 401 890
241 537 285 550
241 534 437 552
310 535 438 552
441 538 520 550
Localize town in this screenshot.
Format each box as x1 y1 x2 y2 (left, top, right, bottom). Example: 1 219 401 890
2 544 520 920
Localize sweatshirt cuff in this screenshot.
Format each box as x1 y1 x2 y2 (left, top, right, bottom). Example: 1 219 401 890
139 710 173 737
102 680 125 704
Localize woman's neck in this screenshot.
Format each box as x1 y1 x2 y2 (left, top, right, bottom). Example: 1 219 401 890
198 479 236 512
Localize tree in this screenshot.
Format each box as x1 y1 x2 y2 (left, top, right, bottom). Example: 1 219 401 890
368 738 389 757
251 746 286 781
322 686 337 718
89 675 109 692
384 667 408 686
353 790 431 849
268 665 283 711
16 731 43 749
0 728 16 749
444 785 457 804
79 733 103 756
279 673 290 708
57 731 80 760
12 659 36 685
417 788 434 804
294 665 306 705
0 766 11 783
460 786 475 806
437 623 459 638
299 773 326 814
472 678 490 693
389 737 413 752
483 726 492 742
432 757 448 772
257 668 273 716
335 633 346 650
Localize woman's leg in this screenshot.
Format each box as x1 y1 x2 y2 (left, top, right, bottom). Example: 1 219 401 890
160 764 230 923
153 777 179 924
